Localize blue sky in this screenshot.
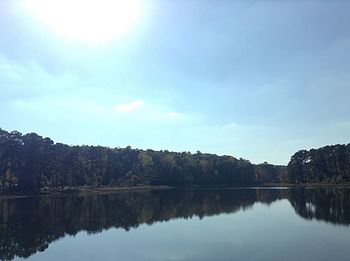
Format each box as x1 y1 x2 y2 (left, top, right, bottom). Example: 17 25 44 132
1 0 349 165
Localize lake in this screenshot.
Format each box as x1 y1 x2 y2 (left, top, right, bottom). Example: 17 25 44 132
1 187 350 261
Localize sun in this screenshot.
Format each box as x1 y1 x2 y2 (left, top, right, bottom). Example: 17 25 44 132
24 0 141 45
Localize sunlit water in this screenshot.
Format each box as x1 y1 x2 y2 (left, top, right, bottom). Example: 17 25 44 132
1 188 349 261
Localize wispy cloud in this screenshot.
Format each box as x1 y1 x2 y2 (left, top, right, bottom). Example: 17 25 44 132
166 112 182 118
113 100 144 112
0 55 26 81
0 53 80 103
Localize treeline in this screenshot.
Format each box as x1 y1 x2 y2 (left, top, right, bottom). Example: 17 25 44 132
2 128 348 191
0 128 286 192
288 144 350 183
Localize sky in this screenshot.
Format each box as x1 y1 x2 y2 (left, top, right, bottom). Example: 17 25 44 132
0 0 349 165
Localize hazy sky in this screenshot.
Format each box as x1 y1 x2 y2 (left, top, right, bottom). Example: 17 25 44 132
1 0 349 165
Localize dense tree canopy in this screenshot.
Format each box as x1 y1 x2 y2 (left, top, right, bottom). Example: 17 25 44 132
288 144 350 183
2 127 348 192
0 128 283 192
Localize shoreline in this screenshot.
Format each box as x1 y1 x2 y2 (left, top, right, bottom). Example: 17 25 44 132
0 185 174 200
1 183 350 199
78 185 174 195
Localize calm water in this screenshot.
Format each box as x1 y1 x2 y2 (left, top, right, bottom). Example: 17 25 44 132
1 187 350 261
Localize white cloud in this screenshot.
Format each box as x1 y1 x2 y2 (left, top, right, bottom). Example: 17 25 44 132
166 112 182 118
146 110 191 122
113 99 144 112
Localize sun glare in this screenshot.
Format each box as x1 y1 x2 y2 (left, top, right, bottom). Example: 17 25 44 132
24 0 141 44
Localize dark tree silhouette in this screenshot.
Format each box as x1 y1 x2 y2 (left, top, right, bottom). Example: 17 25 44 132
1 128 278 193
288 144 350 184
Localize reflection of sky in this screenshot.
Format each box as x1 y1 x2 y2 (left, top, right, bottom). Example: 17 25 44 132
14 200 350 261
1 0 350 165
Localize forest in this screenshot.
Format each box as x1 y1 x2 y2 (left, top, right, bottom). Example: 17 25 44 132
0 128 349 193
288 144 350 183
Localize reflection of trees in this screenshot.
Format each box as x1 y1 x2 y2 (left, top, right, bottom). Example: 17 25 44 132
288 188 350 226
0 188 350 260
0 189 272 260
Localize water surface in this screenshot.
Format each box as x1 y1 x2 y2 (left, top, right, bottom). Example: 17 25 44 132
1 187 350 260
